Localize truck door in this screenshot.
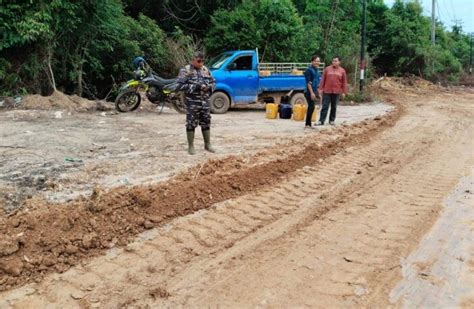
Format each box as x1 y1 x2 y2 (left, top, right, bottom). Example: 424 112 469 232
225 54 258 104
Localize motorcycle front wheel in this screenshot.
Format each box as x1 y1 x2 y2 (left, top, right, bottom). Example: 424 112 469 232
115 90 141 112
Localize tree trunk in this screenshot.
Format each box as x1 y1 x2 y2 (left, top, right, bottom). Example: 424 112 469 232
75 43 89 97
322 0 339 57
77 62 83 97
354 60 358 90
46 46 57 92
61 55 67 86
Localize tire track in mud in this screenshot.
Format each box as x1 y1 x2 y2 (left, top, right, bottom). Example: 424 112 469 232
169 97 473 308
0 105 401 291
167 100 469 306
392 173 474 307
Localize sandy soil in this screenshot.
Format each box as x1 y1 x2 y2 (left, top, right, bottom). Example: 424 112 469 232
0 81 473 308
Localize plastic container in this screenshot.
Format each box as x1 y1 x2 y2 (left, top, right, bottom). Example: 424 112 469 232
312 107 319 122
292 104 307 121
266 103 278 119
279 103 292 119
291 69 304 76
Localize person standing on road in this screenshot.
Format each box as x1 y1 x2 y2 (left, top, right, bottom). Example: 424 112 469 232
304 55 321 129
177 51 216 155
317 56 348 126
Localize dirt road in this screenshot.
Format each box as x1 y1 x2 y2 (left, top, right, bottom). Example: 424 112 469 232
1 84 473 308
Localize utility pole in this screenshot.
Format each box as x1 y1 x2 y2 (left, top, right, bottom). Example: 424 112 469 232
360 0 367 92
431 0 436 45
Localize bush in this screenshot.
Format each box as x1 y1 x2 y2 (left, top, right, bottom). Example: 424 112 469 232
164 27 203 77
345 91 373 103
423 46 462 83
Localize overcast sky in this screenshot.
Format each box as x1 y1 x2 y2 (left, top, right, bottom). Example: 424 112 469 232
383 0 473 33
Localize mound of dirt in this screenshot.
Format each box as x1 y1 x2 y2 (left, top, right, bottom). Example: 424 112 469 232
20 91 112 112
369 76 440 97
0 103 401 291
459 74 474 87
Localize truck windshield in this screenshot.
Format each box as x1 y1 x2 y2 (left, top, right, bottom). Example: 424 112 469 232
208 52 233 69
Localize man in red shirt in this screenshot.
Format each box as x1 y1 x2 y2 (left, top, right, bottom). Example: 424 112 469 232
317 56 348 126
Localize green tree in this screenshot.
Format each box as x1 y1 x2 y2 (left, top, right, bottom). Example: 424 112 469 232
366 0 390 63
367 0 463 81
0 0 168 97
256 0 305 62
206 0 305 62
123 0 242 35
1 0 471 97
206 1 260 55
80 12 168 98
0 0 65 93
444 24 471 70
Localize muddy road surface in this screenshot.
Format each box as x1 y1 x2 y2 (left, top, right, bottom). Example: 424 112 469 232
1 84 473 308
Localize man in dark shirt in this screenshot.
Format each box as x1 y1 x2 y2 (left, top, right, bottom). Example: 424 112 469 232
304 55 321 128
317 56 348 126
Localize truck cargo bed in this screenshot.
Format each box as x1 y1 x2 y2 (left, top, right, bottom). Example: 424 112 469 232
259 75 306 93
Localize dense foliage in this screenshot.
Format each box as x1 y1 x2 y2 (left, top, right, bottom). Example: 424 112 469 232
0 0 471 97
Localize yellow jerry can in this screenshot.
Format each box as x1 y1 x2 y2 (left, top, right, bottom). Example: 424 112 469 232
312 106 319 122
266 103 278 119
292 103 306 121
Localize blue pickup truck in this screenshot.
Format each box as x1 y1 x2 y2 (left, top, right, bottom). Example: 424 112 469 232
207 50 315 114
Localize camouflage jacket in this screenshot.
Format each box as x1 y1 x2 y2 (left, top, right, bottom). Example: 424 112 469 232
177 64 216 101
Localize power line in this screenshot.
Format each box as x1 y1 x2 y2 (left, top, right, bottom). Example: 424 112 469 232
449 0 457 21
442 0 454 22
436 0 447 25
447 0 464 30
443 0 459 28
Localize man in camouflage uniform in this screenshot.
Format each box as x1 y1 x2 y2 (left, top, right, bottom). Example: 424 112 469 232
177 51 216 155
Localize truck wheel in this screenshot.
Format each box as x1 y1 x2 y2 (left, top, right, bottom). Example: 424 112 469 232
209 92 230 114
290 93 307 106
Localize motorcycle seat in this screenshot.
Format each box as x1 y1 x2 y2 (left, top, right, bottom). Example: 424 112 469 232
154 76 177 86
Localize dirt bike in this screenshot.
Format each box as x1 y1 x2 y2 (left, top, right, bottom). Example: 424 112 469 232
115 61 186 114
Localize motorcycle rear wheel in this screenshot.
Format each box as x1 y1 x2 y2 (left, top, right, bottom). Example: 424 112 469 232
115 90 141 112
172 92 186 114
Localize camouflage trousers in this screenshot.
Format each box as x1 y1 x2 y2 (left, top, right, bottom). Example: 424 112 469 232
185 99 211 131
